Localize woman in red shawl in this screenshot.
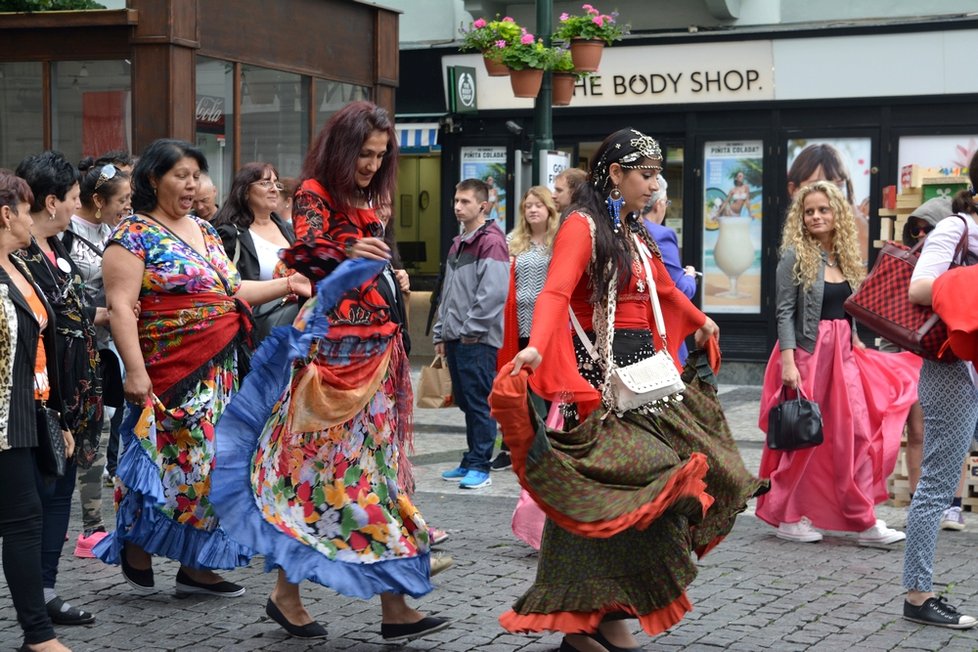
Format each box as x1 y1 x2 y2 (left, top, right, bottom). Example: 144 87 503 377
493 128 765 652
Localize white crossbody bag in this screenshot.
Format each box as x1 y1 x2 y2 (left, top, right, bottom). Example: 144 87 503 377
569 233 685 414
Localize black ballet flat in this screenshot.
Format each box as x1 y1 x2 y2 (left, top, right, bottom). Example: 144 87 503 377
120 551 155 594
380 615 451 642
265 598 328 639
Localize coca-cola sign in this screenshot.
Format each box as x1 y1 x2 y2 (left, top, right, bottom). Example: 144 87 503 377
196 95 225 134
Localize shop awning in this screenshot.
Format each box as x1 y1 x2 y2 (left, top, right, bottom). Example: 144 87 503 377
397 122 441 153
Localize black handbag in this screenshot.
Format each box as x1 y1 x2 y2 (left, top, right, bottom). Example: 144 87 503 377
766 387 824 451
35 402 67 478
251 297 300 345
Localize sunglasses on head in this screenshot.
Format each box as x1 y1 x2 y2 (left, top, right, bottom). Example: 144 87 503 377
910 224 934 237
94 163 117 192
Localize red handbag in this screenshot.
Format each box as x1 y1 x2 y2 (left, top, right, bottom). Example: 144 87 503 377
844 215 969 362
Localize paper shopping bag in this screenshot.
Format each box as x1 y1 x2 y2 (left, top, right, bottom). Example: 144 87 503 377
416 355 453 408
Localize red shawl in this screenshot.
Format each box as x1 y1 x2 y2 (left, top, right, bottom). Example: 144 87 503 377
138 291 251 399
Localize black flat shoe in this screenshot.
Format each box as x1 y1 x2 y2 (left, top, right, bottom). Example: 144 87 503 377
120 550 155 594
265 598 328 639
45 597 95 625
381 615 451 642
588 629 644 652
175 568 245 597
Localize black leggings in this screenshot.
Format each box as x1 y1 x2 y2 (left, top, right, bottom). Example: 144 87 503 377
0 447 56 645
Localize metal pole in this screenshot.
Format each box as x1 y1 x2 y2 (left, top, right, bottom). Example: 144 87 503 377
531 0 554 185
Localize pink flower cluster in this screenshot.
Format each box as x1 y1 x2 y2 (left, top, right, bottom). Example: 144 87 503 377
473 18 486 28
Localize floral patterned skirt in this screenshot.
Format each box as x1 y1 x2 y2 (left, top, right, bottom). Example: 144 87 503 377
94 351 254 570
251 349 428 566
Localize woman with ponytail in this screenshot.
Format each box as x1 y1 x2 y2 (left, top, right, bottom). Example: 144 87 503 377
493 128 765 651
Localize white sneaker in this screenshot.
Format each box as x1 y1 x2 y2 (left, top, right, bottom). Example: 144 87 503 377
940 506 966 531
858 519 906 546
776 517 823 542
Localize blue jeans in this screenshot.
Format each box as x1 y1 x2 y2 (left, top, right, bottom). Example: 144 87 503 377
445 341 498 473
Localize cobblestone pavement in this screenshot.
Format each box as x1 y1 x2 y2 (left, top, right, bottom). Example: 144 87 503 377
3 378 978 651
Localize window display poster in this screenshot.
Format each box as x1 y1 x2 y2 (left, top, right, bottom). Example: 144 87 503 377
702 140 763 314
786 137 872 263
460 146 507 230
897 134 978 172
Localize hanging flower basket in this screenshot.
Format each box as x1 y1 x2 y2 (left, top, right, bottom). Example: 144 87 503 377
552 72 576 106
509 68 543 98
570 38 604 72
483 54 509 77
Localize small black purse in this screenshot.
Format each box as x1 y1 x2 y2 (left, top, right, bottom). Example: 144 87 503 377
766 387 824 451
35 402 67 478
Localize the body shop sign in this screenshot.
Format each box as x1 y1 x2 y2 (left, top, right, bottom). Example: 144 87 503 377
442 40 773 109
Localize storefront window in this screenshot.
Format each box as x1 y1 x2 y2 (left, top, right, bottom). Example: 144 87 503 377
195 56 235 197
51 60 131 166
241 64 309 178
316 79 370 129
0 62 43 168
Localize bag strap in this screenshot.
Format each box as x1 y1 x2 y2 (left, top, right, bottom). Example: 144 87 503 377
632 233 668 351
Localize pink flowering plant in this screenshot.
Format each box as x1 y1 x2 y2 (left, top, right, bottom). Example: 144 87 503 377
459 15 522 62
499 29 554 71
553 4 628 45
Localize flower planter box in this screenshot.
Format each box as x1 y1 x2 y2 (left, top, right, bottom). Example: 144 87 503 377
483 55 509 77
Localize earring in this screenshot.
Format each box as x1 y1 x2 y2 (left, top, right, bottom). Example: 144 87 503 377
95 208 102 221
605 186 623 233
48 211 56 221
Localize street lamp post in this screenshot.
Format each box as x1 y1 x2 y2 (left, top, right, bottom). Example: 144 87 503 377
531 0 554 185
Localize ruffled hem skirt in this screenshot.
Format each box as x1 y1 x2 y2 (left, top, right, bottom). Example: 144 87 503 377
93 403 253 570
210 258 432 600
491 348 765 635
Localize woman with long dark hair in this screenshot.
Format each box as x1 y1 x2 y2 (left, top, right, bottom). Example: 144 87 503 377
494 128 764 651
212 101 449 644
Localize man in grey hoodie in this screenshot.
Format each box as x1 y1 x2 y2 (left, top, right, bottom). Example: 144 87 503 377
433 178 509 489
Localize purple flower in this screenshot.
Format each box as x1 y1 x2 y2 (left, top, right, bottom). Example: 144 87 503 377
560 12 569 20
473 18 486 29
521 32 535 45
495 40 506 48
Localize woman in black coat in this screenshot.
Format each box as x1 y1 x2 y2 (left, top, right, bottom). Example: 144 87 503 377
213 162 297 343
0 170 71 652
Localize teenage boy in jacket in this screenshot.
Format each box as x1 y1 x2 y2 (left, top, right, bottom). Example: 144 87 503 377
434 178 509 489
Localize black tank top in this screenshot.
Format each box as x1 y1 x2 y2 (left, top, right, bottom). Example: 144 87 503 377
820 280 851 320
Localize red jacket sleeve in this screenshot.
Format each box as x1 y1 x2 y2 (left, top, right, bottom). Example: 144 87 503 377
527 214 602 413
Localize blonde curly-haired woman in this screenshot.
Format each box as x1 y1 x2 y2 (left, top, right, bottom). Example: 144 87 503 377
757 180 921 546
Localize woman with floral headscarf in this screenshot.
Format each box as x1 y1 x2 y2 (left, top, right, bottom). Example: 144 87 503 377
493 128 765 652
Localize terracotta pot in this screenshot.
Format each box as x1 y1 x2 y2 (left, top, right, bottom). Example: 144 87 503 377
509 68 544 99
483 55 509 77
570 38 604 72
552 72 576 106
